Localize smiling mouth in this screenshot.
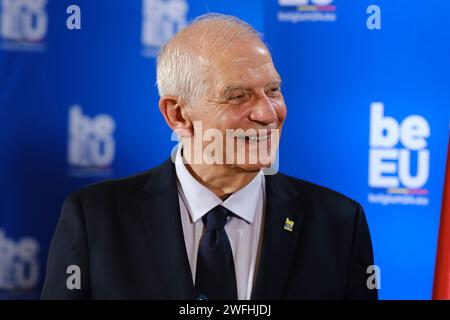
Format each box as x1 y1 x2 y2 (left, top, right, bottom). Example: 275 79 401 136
235 134 271 142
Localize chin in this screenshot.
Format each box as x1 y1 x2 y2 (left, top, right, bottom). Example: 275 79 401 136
235 157 274 172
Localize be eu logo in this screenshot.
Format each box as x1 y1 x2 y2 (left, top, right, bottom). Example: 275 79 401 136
67 105 116 178
0 0 48 51
368 103 430 206
278 0 337 23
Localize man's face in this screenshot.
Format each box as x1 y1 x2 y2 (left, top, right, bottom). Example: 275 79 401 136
184 39 287 172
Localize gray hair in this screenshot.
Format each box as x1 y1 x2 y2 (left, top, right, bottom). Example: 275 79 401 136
156 13 263 106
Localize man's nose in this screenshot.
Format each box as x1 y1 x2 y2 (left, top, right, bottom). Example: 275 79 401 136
249 95 278 126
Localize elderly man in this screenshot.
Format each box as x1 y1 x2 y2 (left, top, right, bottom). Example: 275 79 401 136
42 14 377 300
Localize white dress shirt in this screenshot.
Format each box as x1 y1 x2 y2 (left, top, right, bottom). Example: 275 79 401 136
174 145 265 300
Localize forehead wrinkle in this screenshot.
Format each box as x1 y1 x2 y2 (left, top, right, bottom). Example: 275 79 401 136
176 20 260 57
215 61 281 89
168 19 277 102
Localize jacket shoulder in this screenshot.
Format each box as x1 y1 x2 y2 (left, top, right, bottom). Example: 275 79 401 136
273 172 362 220
75 170 150 200
70 159 172 205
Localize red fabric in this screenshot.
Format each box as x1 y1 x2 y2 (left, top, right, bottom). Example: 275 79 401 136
433 134 450 299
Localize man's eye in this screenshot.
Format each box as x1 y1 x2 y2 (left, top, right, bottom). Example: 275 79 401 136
228 94 248 103
268 87 281 96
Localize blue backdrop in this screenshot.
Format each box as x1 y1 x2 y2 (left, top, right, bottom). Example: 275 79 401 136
0 0 448 299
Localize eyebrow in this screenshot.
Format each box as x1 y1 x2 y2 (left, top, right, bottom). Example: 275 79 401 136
221 80 282 96
265 80 282 88
222 85 250 96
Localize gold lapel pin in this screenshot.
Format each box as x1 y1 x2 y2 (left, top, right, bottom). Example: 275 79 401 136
284 218 294 232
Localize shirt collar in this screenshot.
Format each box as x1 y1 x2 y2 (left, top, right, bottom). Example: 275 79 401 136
174 145 264 224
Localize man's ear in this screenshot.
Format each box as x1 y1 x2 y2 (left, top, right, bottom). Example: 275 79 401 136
158 95 193 138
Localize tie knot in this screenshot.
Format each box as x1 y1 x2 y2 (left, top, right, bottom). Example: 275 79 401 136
202 205 233 231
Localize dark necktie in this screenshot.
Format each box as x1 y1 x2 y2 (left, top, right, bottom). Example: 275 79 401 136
195 205 238 300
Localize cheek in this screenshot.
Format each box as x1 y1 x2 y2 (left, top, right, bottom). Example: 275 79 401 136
189 107 218 126
273 99 287 124
215 107 246 128
192 107 238 132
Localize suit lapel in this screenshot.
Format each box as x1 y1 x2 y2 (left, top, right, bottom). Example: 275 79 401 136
139 158 196 299
251 173 305 300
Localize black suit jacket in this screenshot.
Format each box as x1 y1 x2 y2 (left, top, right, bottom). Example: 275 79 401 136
41 157 378 299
